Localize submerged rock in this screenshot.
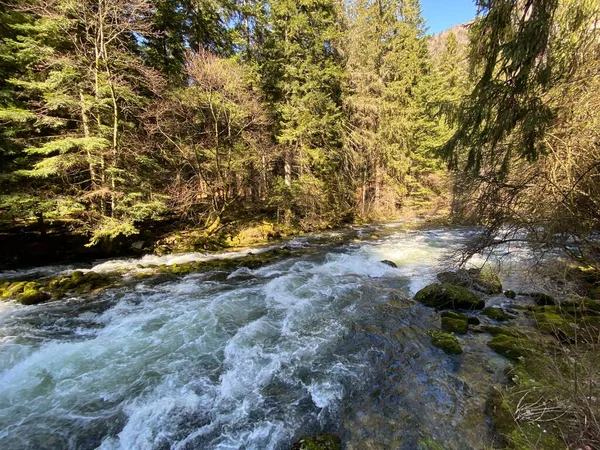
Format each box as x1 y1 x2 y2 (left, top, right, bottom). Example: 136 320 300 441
428 330 463 355
415 283 485 310
380 260 398 268
437 267 502 295
291 434 342 450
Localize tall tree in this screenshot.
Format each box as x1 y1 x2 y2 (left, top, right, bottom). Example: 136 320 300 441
345 0 440 216
1 0 166 242
261 0 346 223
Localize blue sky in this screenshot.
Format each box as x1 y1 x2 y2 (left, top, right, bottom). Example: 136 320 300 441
420 0 478 34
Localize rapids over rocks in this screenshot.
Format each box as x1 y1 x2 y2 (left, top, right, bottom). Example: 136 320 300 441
0 224 541 449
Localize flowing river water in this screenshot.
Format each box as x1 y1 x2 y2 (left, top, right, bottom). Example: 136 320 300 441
0 224 543 449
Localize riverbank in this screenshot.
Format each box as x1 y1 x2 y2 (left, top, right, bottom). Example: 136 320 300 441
0 213 450 270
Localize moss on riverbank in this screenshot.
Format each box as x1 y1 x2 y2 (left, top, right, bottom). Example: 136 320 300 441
0 247 303 305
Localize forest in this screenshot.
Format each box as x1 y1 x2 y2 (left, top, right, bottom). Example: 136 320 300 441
2 0 596 271
0 1 600 448
0 0 464 258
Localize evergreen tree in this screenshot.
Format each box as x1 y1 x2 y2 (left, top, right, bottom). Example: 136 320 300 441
261 0 346 223
345 0 440 216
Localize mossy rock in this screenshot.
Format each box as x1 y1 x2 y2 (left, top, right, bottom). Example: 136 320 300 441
480 325 525 339
483 307 510 322
415 283 485 310
291 434 341 450
504 290 516 299
440 311 467 320
18 289 51 306
437 266 502 295
71 271 85 283
488 384 564 449
428 330 463 355
1 281 27 298
441 317 468 334
487 335 533 360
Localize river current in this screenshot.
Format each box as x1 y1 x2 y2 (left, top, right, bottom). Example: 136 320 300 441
0 225 539 449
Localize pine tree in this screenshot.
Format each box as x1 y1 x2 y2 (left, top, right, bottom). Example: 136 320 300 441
0 0 166 242
261 0 346 223
345 0 439 216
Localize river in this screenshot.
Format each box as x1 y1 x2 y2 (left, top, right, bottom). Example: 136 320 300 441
0 224 540 449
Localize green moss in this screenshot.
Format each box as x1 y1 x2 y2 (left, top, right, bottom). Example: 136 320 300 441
489 370 567 450
487 335 533 360
18 289 51 306
504 290 516 299
440 311 467 320
588 287 600 300
428 330 463 355
71 270 84 283
417 437 447 450
415 283 485 310
1 281 27 298
483 307 510 322
441 316 468 334
559 298 600 316
291 434 341 450
534 306 600 343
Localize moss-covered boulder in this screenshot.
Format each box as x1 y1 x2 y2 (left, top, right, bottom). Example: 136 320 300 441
71 270 85 283
428 330 463 355
483 307 510 322
1 281 27 298
487 335 533 360
415 283 485 310
291 434 341 450
441 311 468 334
504 290 516 299
18 290 51 306
437 266 502 295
